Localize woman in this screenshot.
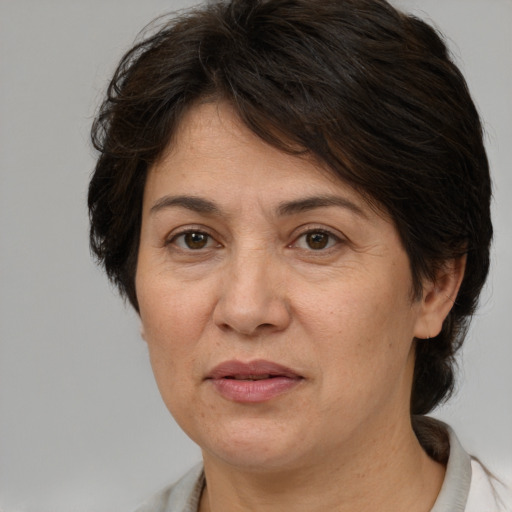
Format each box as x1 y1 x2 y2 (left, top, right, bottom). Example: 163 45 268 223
88 0 509 510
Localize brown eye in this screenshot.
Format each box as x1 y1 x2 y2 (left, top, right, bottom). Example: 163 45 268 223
185 232 209 249
293 230 339 251
172 231 215 250
306 232 330 250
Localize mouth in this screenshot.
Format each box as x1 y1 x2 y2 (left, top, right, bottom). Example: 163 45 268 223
207 359 302 380
206 360 304 403
225 374 279 381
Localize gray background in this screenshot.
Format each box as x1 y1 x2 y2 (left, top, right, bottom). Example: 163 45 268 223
0 1 510 511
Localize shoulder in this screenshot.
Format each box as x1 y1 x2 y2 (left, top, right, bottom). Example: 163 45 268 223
466 458 512 512
414 416 511 512
133 464 204 512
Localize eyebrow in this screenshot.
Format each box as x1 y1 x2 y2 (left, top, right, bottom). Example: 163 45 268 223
277 195 367 218
150 195 221 215
150 193 367 218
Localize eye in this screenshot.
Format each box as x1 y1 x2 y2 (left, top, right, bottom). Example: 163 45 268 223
293 230 339 250
170 230 218 250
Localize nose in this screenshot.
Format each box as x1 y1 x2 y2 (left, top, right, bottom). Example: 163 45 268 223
213 249 291 337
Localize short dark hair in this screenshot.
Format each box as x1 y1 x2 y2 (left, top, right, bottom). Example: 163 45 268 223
89 0 492 415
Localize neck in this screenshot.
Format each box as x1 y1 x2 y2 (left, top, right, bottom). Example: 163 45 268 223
199 415 445 512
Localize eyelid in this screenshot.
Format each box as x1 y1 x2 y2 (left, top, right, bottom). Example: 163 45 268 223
164 224 346 251
289 225 346 251
165 225 222 249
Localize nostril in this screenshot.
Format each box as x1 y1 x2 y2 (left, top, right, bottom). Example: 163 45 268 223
213 291 292 336
215 320 283 337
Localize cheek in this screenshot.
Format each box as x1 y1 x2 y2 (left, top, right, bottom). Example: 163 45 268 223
137 279 224 442
139 271 212 338
299 272 410 340
296 271 417 381
137 276 217 387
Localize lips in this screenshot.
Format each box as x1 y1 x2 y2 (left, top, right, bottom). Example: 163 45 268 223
206 360 303 403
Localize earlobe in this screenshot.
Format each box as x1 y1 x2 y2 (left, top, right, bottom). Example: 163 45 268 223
140 324 147 342
413 255 467 340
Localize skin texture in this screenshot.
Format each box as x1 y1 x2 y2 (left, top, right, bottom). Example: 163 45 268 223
136 102 464 512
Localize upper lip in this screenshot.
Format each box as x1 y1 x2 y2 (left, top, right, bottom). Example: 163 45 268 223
206 359 303 380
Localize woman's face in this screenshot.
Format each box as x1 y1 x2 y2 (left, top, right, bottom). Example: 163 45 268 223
136 102 430 471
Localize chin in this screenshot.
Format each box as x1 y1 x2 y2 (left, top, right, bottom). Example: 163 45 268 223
197 418 312 471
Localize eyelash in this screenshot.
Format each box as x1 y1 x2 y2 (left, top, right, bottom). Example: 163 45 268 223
291 228 341 252
166 227 342 253
167 229 220 251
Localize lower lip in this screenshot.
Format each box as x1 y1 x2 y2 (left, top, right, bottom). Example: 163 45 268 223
210 377 302 403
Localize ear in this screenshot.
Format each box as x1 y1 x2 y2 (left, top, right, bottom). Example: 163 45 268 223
413 255 466 340
140 324 147 342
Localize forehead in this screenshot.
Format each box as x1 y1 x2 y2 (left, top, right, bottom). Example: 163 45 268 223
155 101 323 178
146 101 385 219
